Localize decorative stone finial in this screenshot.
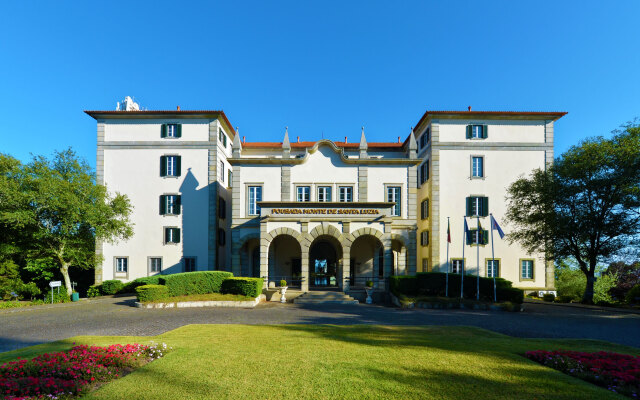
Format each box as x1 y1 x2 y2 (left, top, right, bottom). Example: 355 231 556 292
232 126 242 158
282 126 291 158
408 126 418 159
359 126 368 159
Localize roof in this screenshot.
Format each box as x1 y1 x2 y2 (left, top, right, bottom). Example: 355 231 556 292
242 141 403 150
84 110 236 138
411 110 568 137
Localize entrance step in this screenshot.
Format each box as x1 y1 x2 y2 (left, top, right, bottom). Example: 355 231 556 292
293 291 360 305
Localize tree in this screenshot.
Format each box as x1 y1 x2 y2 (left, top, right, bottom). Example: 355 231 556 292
505 122 640 304
0 149 133 295
605 260 640 301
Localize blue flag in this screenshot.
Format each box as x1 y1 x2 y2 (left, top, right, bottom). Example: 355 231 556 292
490 214 505 239
463 217 470 242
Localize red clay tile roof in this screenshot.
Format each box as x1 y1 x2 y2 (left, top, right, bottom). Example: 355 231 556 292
242 141 403 149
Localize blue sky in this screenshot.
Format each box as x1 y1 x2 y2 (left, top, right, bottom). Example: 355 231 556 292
1 1 638 168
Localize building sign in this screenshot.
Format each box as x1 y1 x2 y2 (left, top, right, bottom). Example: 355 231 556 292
271 208 380 215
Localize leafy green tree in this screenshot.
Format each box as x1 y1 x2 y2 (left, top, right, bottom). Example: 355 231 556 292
0 149 133 295
506 123 640 304
605 260 640 301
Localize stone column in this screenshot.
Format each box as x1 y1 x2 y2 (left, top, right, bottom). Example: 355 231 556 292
398 246 407 275
259 223 269 288
301 243 309 292
341 246 351 292
407 229 417 275
95 122 105 284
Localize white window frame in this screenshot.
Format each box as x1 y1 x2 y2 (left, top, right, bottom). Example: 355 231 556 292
521 259 534 280
421 258 429 272
164 227 180 244
486 259 499 278
165 194 179 215
317 186 332 202
421 199 429 220
115 257 128 273
248 185 262 216
148 257 162 275
183 257 197 273
296 186 311 202
386 185 402 217
471 156 484 178
471 125 483 139
470 196 486 217
338 186 353 202
451 259 464 274
219 161 225 183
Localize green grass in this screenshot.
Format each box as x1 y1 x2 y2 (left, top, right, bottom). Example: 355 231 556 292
143 293 253 303
1 325 637 399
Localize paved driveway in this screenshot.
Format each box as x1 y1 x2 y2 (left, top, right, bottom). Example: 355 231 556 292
1 297 638 353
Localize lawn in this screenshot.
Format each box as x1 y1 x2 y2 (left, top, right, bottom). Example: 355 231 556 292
1 325 637 400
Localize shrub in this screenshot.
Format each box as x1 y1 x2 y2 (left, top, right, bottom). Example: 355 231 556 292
87 285 101 298
389 275 419 296
120 276 162 293
594 272 617 304
279 279 287 287
543 293 555 302
159 271 234 297
555 295 574 303
221 277 264 298
365 280 374 288
626 284 640 305
555 265 585 301
101 280 124 295
497 287 524 304
136 285 169 302
46 290 70 303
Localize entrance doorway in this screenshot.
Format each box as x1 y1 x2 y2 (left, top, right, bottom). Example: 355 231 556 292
309 236 342 289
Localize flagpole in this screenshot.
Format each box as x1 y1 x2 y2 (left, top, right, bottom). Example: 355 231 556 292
490 214 497 302
446 217 450 298
461 216 465 299
476 215 480 301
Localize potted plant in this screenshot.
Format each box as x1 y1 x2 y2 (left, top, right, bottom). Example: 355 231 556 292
364 280 374 304
279 280 288 303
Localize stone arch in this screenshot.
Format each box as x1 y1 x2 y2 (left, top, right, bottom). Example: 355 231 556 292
307 223 342 243
266 227 303 245
345 227 384 248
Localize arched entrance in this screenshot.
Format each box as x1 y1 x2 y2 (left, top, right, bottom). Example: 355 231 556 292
268 235 302 288
309 235 343 289
240 238 260 277
349 234 384 287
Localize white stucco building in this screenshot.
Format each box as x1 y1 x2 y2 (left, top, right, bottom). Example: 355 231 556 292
87 102 565 294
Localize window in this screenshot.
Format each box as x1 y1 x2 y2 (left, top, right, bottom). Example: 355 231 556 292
421 199 429 220
149 257 162 274
471 156 484 178
466 228 488 245
218 197 226 218
183 257 196 272
387 186 401 216
420 230 429 246
487 259 499 278
164 227 180 244
297 186 311 202
420 162 429 185
466 196 488 217
219 161 225 182
339 186 353 202
219 129 227 147
218 229 226 246
248 186 262 216
419 127 430 149
451 259 464 274
161 124 181 138
160 194 181 215
317 186 332 202
521 260 534 280
160 155 181 177
115 257 128 273
421 258 429 272
466 124 487 139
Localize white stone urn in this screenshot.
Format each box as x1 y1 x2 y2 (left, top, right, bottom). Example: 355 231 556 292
364 286 373 304
279 286 288 303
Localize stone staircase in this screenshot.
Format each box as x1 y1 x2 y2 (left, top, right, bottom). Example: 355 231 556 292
293 291 360 305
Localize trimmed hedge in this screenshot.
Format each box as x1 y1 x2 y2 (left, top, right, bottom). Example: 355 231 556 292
159 271 233 297
221 277 264 298
120 276 162 294
101 280 124 295
136 285 169 303
390 272 524 304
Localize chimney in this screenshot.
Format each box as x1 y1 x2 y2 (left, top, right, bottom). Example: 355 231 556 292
344 136 347 143
177 106 181 111
398 136 401 143
468 106 472 112
297 136 300 143
242 136 245 143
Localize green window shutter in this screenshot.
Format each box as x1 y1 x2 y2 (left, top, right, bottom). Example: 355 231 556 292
466 125 472 139
161 124 167 138
466 230 472 245
175 228 181 243
164 228 169 243
223 134 227 147
483 230 489 245
176 124 182 138
175 195 182 215
176 156 182 176
426 231 429 245
466 197 472 216
483 125 488 139
159 195 166 215
482 197 489 217
160 156 167 177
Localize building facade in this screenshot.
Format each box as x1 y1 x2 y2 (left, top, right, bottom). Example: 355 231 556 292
88 101 565 294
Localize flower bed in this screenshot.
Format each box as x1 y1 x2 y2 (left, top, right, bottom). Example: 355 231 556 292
525 350 640 398
0 342 170 399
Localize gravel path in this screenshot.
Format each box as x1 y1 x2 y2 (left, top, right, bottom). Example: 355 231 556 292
1 296 638 353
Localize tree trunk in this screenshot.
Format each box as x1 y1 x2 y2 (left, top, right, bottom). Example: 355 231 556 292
582 271 595 304
60 263 73 295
